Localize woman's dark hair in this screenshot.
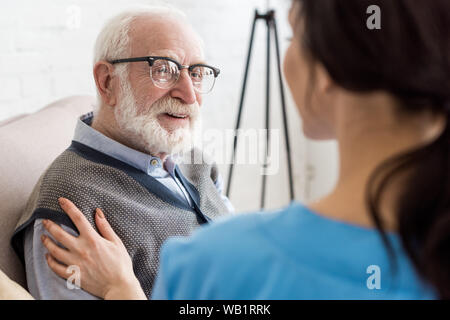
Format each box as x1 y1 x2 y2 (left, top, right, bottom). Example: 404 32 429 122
295 0 450 298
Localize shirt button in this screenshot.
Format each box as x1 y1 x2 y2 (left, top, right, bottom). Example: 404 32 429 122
150 159 159 166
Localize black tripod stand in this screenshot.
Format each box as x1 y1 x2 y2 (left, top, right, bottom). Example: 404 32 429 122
225 9 294 209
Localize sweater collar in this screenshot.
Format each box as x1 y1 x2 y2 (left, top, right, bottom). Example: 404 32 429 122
73 112 178 176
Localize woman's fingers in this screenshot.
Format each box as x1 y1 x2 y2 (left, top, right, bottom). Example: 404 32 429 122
94 209 121 244
45 254 70 281
42 219 77 251
41 234 74 267
58 198 96 238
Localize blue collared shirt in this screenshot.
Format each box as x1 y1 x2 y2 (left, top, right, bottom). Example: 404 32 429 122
73 112 233 210
23 112 233 300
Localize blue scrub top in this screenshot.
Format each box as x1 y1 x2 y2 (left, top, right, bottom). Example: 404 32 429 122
151 201 436 299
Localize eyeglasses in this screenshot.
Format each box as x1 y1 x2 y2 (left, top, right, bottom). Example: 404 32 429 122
109 56 220 94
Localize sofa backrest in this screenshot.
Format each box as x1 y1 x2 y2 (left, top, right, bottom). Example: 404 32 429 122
0 95 95 286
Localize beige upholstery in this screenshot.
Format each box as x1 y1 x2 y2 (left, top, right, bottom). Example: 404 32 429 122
0 95 95 289
0 269 34 300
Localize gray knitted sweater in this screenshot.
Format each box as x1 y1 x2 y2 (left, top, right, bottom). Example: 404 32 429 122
12 141 231 297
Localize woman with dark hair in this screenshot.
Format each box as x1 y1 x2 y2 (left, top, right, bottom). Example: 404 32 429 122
40 0 449 299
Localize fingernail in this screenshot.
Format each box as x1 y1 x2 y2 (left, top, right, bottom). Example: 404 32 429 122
42 219 48 227
96 208 105 219
41 235 46 242
58 198 66 206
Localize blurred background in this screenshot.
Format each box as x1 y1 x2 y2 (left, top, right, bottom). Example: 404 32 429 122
0 0 338 213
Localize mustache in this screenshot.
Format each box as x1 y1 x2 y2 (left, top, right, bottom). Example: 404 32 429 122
145 96 200 118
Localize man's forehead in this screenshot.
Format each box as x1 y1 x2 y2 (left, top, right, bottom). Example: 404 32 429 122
130 16 204 63
148 49 204 64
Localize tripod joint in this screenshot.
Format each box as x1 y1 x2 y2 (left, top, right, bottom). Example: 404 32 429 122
254 9 275 23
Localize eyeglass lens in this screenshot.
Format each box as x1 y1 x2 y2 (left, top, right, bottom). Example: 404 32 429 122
150 59 216 93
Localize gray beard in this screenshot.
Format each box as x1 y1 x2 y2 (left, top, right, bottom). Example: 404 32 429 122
114 79 201 156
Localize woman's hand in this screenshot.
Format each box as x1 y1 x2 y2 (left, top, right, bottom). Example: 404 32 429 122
41 197 147 300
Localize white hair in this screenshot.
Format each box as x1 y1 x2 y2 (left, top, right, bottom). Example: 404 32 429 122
92 5 202 111
93 5 189 66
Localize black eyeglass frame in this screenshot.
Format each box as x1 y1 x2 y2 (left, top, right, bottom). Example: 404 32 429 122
109 56 220 78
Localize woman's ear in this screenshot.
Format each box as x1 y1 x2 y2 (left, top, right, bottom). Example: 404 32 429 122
93 61 118 107
315 62 335 97
309 62 338 139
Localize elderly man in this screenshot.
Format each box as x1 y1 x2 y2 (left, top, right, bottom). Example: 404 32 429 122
11 6 233 299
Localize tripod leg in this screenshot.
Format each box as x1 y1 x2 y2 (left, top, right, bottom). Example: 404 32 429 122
273 15 295 201
226 10 258 198
261 17 271 210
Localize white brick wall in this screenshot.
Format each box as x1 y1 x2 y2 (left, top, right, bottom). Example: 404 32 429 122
0 0 338 212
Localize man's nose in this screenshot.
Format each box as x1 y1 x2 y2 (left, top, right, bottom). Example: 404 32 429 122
169 69 196 105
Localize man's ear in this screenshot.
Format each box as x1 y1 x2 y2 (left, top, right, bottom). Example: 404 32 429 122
93 61 118 107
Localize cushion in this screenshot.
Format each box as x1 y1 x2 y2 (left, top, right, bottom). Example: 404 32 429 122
0 268 33 300
0 95 95 286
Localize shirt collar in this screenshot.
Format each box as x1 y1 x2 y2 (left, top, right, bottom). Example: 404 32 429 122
73 112 177 175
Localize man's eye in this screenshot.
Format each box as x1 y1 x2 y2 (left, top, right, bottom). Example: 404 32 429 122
156 66 168 73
